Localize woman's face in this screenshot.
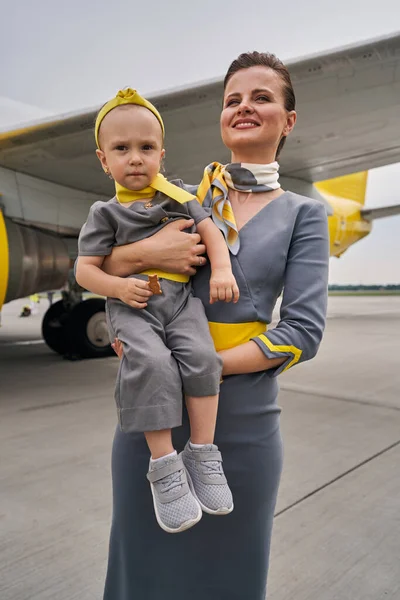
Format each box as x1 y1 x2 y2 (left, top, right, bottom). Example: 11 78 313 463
220 66 296 163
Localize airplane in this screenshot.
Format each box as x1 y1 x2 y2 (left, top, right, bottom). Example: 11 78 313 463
1 32 400 360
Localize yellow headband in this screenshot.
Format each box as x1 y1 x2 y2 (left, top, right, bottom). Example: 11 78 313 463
95 88 165 148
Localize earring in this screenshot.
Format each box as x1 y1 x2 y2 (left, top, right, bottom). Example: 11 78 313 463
104 168 113 180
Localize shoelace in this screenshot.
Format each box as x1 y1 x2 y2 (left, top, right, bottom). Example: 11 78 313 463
201 460 223 479
159 469 184 495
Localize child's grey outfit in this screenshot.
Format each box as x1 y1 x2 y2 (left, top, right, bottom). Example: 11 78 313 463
78 180 222 433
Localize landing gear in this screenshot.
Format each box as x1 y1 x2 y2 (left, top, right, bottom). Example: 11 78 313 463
41 272 113 359
42 298 113 359
42 300 70 355
67 298 113 359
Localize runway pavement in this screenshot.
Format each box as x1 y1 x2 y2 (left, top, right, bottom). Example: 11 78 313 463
0 295 399 599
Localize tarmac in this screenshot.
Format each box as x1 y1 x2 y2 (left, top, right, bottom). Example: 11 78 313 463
0 295 399 599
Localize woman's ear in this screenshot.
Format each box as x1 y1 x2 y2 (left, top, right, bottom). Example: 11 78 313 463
283 111 297 137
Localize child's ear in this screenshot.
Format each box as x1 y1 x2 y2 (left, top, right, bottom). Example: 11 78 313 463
96 149 109 173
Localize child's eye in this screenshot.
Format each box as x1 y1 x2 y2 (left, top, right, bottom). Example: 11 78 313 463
142 144 154 151
115 145 127 151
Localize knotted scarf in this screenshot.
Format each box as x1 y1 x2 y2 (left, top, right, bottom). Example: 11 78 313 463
196 162 281 254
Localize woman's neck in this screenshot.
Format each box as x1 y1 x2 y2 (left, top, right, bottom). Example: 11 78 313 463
230 150 277 164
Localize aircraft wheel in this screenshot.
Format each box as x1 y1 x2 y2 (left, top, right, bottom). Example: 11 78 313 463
42 300 70 355
68 298 113 359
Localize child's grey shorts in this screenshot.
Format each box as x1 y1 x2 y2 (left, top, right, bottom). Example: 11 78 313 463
106 277 222 433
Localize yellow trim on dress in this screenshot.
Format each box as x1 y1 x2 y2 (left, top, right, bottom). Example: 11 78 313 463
257 333 302 372
0 210 9 310
208 321 267 352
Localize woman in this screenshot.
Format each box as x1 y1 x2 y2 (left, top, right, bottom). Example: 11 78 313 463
101 51 329 599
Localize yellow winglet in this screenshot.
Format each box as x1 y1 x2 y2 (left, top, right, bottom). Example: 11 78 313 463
257 334 302 372
315 171 368 205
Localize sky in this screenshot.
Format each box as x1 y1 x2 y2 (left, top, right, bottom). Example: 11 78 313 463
1 0 399 284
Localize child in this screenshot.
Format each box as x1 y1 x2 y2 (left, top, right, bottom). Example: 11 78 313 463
76 89 239 534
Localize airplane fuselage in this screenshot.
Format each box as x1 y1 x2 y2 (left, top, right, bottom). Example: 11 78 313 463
0 168 373 308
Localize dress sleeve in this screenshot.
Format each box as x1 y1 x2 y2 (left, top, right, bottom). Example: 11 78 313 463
251 201 329 376
78 202 115 256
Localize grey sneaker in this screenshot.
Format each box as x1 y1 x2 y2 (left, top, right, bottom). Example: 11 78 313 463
146 453 202 533
181 442 234 515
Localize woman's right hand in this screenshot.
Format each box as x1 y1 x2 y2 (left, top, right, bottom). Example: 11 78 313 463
149 219 207 276
103 219 207 278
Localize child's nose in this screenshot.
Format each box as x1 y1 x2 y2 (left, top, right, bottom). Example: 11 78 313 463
129 153 142 165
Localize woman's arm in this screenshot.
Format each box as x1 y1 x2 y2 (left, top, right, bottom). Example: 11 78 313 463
250 201 330 376
219 201 329 377
102 219 207 277
219 342 285 376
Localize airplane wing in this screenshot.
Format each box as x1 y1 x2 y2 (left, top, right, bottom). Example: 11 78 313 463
361 204 400 221
1 32 400 194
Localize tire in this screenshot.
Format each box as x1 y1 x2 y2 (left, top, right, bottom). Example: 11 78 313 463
42 300 70 355
67 298 113 359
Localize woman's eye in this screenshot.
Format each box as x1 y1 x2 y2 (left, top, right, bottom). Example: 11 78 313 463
256 96 270 102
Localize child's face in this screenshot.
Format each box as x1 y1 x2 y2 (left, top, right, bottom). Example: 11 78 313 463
96 105 165 190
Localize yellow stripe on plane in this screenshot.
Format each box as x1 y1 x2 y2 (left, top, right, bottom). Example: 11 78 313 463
0 210 9 310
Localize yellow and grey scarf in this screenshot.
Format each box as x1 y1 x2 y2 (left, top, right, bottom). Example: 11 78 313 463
196 162 280 255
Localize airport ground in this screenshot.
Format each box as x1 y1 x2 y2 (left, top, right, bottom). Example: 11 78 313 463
1 295 399 599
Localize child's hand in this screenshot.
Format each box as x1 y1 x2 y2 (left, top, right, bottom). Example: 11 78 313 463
117 277 153 309
209 268 240 304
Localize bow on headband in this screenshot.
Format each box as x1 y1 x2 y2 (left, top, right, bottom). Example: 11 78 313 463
95 88 165 148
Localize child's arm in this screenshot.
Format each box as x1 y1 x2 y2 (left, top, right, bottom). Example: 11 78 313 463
195 218 239 304
76 256 153 309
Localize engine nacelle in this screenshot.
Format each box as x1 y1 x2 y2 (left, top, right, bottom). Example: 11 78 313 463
0 213 70 308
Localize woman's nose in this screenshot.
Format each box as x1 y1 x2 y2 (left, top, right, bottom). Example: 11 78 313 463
237 102 253 115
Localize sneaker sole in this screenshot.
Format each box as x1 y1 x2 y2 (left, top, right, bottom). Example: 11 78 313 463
186 469 234 516
149 481 202 534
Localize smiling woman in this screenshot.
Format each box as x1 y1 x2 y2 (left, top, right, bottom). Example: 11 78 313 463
101 51 329 600
222 52 296 161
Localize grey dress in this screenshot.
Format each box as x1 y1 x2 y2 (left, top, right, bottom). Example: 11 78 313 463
103 190 329 600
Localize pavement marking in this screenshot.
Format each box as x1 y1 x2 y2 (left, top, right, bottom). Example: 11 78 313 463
280 383 400 412
274 438 400 518
1 339 45 346
19 396 103 412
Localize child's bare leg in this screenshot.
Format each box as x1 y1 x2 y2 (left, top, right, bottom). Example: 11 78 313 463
185 394 218 444
182 393 233 515
144 429 174 459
